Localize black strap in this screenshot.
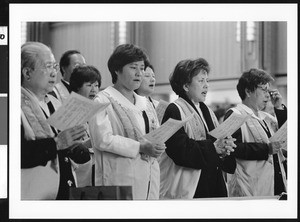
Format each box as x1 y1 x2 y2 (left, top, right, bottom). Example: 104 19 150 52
61 80 71 93
258 120 271 138
142 111 150 134
48 90 58 99
41 99 58 136
199 102 215 132
47 100 55 115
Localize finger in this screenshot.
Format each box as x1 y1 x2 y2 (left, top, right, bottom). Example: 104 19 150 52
225 145 234 152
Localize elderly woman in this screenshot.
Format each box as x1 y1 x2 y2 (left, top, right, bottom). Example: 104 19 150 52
224 68 287 197
159 58 236 199
69 65 102 187
21 42 89 200
89 44 165 200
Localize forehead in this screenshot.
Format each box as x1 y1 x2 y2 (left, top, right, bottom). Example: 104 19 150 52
69 53 85 64
37 47 55 64
257 83 270 88
128 60 144 65
145 67 154 73
194 69 208 78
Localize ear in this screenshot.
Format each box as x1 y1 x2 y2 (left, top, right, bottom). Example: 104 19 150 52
22 67 32 81
183 83 189 92
245 88 251 98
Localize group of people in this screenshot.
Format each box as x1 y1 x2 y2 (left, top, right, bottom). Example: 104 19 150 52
21 41 287 200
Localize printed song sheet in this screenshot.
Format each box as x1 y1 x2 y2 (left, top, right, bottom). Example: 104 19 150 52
269 121 287 150
144 114 193 144
209 112 249 139
47 92 109 131
155 100 169 124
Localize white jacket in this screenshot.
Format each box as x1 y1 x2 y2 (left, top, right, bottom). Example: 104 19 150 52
227 103 276 197
89 86 160 200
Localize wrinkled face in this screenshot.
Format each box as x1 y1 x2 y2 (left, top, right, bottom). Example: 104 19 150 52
184 69 209 103
63 53 86 82
116 60 145 91
77 81 100 100
249 83 271 110
138 67 156 96
25 47 57 96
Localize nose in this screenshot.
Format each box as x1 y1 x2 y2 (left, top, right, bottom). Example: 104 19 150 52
136 68 143 77
204 80 209 88
91 84 97 91
50 69 57 78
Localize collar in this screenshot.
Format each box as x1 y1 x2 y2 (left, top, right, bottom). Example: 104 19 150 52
237 103 263 121
103 86 147 113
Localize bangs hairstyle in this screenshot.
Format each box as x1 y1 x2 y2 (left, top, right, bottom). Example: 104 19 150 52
237 68 274 100
169 58 210 96
70 65 102 93
107 44 148 84
144 59 155 72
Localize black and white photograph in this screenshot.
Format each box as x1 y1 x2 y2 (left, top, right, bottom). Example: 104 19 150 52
5 3 299 220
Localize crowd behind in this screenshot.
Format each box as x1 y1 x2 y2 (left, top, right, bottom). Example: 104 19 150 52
21 41 287 200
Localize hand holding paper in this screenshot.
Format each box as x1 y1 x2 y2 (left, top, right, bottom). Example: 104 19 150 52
269 121 287 151
47 92 109 131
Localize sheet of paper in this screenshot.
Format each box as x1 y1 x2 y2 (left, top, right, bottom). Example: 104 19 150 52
208 112 249 139
269 121 287 151
47 92 109 131
144 114 194 144
155 99 170 124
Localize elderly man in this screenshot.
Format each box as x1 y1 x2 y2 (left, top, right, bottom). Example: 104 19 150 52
49 50 86 102
21 42 90 200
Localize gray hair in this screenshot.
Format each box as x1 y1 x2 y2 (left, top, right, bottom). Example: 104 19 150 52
21 41 51 84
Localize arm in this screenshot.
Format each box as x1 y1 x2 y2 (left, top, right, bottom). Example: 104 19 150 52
223 109 269 160
66 143 91 164
162 103 218 170
89 95 140 158
274 105 287 128
21 123 57 168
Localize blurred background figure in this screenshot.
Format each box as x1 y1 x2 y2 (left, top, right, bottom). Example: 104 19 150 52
21 42 90 200
49 50 86 103
159 58 236 199
135 60 159 108
89 44 165 200
69 65 102 187
224 68 287 197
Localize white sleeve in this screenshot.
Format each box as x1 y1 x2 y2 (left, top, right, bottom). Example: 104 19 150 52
89 95 140 158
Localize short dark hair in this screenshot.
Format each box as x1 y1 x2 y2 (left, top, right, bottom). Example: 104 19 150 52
144 59 154 72
69 65 102 93
169 58 210 96
237 68 274 100
59 50 81 76
107 44 148 84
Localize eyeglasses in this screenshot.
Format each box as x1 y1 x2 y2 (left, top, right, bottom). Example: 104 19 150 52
257 86 270 94
42 63 60 72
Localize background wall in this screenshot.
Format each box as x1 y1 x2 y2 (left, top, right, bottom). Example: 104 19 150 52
23 21 287 108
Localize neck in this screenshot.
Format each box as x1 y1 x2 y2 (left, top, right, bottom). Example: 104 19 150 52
113 84 135 104
23 85 46 101
243 99 259 116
